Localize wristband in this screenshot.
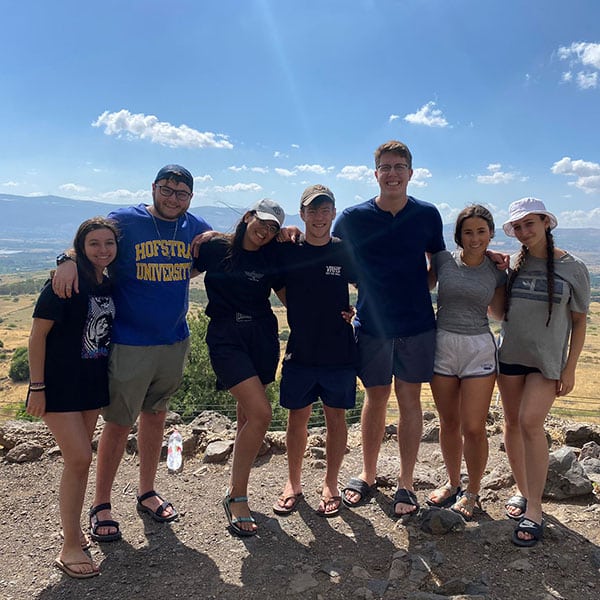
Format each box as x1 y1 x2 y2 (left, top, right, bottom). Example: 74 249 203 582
29 387 46 392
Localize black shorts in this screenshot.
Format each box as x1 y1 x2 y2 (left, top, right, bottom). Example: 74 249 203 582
206 314 279 390
499 362 541 376
280 361 356 410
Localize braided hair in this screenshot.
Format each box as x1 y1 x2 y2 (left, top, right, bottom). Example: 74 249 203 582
504 216 555 327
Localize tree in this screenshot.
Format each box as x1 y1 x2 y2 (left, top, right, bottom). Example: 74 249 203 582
9 347 29 382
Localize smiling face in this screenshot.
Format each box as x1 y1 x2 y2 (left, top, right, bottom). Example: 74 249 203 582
510 213 550 252
374 151 413 199
84 227 118 275
301 198 335 246
242 212 280 250
459 217 493 259
151 177 193 221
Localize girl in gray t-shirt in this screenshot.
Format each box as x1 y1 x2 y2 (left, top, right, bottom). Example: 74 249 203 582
498 198 590 548
428 205 506 520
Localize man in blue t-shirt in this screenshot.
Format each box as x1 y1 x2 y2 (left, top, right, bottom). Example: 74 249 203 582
53 165 211 539
272 185 357 517
333 141 445 517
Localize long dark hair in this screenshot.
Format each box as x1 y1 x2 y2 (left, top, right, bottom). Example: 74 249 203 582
505 216 555 326
73 217 119 285
453 204 495 247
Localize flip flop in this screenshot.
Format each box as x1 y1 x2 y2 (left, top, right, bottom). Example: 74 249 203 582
136 490 179 523
512 517 544 547
222 489 257 537
317 495 342 517
89 503 122 542
393 488 420 516
342 477 376 508
273 492 303 515
54 558 99 579
505 495 527 520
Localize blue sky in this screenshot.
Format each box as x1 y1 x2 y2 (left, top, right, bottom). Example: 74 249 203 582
2 0 600 227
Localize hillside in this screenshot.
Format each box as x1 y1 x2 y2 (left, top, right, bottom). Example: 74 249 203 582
1 193 600 273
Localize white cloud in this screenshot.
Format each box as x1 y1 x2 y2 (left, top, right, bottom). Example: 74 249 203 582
59 183 89 193
294 164 333 175
404 102 449 128
551 156 600 194
476 163 515 184
275 168 296 177
291 144 300 149
212 183 262 193
2 181 19 187
336 165 373 182
557 42 600 89
558 207 600 227
194 175 213 183
410 168 432 188
228 165 248 172
251 166 268 174
100 189 149 202
389 114 400 122
92 109 233 149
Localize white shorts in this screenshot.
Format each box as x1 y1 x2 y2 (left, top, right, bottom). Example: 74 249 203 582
434 329 497 379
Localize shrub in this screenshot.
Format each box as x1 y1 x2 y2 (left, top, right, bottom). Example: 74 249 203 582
9 347 29 382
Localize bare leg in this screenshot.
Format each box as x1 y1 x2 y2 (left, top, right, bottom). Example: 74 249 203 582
44 411 99 576
343 384 390 504
92 420 130 535
498 373 528 516
276 405 311 510
394 378 423 515
430 375 462 493
137 410 174 517
322 405 347 501
460 374 495 496
227 377 272 532
516 374 556 541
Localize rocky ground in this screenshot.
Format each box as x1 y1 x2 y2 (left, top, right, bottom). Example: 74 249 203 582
1 414 599 600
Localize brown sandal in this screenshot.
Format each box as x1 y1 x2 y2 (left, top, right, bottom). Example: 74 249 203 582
426 483 461 508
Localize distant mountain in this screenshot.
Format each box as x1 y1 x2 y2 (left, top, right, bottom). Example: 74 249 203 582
1 193 598 273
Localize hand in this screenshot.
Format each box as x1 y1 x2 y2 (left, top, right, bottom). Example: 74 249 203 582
191 230 220 258
556 367 575 397
52 259 78 298
26 391 46 418
341 305 356 324
486 249 510 271
276 226 302 243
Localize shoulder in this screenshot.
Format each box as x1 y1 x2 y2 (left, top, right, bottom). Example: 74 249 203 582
408 196 441 217
340 199 374 218
107 204 146 222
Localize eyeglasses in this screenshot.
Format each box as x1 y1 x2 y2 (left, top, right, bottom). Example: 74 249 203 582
376 163 410 173
255 218 280 235
156 185 192 202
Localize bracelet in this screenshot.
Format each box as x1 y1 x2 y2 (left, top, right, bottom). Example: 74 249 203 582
29 387 46 392
30 381 45 386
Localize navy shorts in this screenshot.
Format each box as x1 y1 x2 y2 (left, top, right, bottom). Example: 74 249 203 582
499 362 541 376
206 314 279 390
280 361 356 410
357 328 436 387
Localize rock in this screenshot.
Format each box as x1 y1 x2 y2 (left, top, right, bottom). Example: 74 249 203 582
544 447 593 499
257 438 271 457
189 410 233 435
288 572 318 594
352 565 371 579
580 441 600 460
563 424 600 447
419 507 466 535
408 554 432 584
0 420 53 450
308 446 326 460
481 466 514 490
265 431 287 452
5 441 44 463
422 422 440 443
164 410 183 426
203 440 234 463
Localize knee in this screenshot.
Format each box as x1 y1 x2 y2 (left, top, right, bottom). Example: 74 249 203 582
462 424 487 443
64 449 93 473
249 404 272 432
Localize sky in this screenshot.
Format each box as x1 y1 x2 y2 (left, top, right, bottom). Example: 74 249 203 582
1 0 600 227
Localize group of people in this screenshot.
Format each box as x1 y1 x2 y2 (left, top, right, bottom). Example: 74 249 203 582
26 142 590 578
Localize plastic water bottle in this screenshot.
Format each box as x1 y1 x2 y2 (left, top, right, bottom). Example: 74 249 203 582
166 429 183 473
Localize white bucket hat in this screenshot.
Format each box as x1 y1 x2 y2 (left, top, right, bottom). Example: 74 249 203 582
502 197 558 237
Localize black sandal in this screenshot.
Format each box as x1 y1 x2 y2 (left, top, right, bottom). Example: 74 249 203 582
342 477 376 508
136 490 179 523
89 503 122 542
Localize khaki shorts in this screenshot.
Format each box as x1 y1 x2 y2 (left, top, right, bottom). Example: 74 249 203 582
104 339 190 427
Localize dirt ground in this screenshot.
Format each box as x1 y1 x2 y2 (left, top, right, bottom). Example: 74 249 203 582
1 426 599 600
